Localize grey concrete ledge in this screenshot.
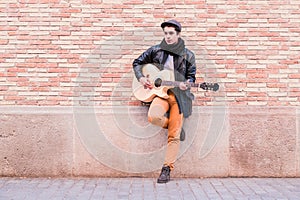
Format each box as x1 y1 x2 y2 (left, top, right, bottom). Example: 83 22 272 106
0 105 298 114
0 105 299 177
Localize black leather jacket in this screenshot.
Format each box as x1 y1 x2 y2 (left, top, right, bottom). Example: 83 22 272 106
133 44 196 118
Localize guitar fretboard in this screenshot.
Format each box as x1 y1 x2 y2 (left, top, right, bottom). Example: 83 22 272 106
161 81 199 88
158 80 219 91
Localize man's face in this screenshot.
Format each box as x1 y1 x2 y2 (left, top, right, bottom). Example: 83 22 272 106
163 26 179 45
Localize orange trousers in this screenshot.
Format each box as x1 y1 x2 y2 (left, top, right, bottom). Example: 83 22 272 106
148 92 183 170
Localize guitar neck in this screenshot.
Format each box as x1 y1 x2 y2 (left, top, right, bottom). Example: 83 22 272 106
160 80 219 91
161 80 199 88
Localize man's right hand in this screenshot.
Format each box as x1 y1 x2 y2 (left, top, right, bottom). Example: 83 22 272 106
139 77 153 89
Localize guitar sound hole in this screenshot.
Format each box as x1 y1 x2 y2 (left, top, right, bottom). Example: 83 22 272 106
154 78 162 87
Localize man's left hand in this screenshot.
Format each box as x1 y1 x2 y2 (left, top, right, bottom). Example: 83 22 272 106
179 81 189 90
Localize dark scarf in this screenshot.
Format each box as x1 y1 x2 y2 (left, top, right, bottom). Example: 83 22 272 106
160 38 185 56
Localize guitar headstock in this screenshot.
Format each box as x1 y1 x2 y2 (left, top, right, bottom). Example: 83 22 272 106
200 82 219 91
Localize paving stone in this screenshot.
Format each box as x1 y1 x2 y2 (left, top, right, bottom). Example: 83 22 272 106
0 177 300 199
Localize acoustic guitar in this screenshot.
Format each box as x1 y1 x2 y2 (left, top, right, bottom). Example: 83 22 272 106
132 64 219 102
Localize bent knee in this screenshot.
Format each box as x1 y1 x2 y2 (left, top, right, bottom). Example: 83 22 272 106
148 115 161 123
148 115 153 123
148 114 167 128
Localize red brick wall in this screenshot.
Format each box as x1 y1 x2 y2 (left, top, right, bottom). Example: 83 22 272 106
1 0 299 106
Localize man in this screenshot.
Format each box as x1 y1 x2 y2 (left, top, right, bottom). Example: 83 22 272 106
132 20 196 183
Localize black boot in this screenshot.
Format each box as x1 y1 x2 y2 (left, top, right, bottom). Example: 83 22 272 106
180 128 185 141
157 166 171 183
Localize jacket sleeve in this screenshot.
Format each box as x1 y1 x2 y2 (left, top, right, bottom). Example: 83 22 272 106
186 51 196 83
132 46 155 81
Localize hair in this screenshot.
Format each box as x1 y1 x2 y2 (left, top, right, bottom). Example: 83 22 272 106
163 26 180 35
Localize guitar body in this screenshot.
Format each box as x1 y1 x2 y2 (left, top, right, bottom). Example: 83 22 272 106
132 64 174 102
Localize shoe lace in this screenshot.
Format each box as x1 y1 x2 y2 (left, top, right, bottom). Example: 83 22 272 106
162 166 170 174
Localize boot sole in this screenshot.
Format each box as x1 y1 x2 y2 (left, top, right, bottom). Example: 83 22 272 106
157 178 170 183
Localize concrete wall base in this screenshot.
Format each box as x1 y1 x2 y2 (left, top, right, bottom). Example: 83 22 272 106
0 106 299 178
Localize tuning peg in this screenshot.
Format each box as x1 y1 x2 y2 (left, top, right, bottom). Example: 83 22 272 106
212 83 219 91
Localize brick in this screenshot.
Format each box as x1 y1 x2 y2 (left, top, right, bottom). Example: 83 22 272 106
289 74 300 79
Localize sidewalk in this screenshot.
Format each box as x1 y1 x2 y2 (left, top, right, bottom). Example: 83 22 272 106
0 177 300 200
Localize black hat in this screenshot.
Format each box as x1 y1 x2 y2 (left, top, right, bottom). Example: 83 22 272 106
161 19 182 32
